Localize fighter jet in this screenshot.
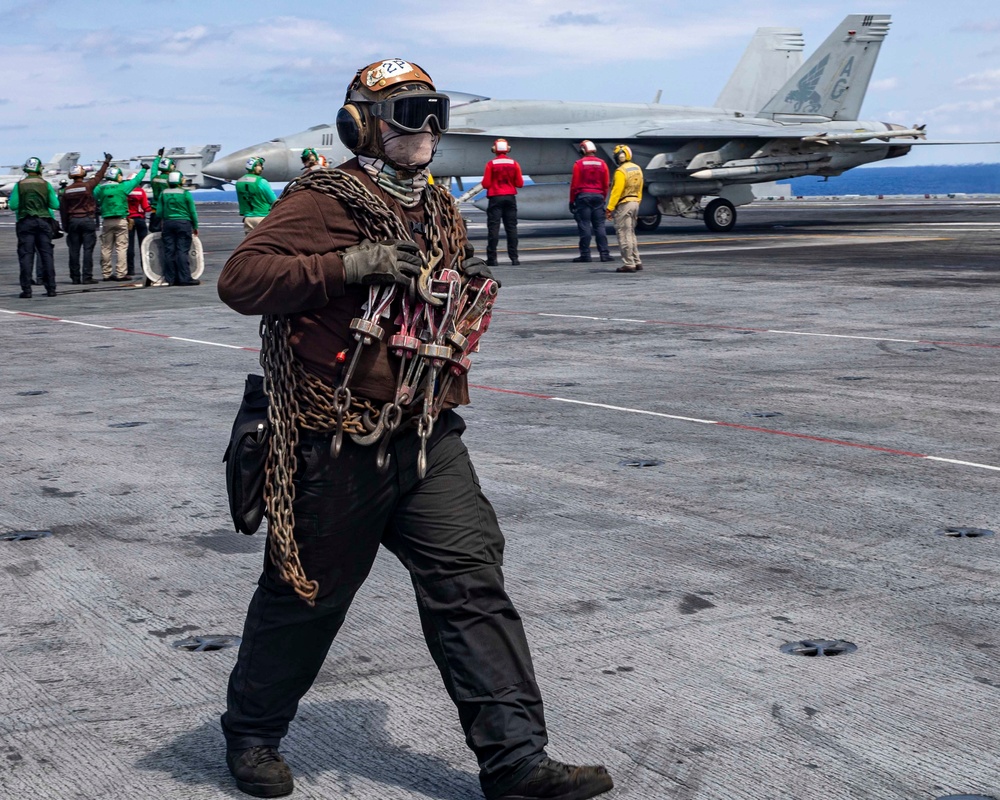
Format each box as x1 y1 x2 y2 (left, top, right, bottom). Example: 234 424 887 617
208 14 928 232
0 152 81 196
0 146 226 199
112 145 226 190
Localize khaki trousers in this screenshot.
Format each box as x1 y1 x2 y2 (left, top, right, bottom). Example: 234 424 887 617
613 201 640 268
100 217 129 278
243 216 265 235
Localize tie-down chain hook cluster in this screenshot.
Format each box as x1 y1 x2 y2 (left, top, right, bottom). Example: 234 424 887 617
339 266 498 476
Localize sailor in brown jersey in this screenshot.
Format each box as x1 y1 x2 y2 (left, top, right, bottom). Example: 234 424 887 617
216 59 613 800
60 153 111 284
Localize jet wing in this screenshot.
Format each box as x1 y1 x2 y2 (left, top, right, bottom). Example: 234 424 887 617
635 118 827 139
450 117 848 142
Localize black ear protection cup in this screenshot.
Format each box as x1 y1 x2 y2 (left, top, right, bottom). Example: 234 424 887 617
336 102 369 151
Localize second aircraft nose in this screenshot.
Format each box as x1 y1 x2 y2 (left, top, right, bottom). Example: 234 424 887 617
206 142 293 182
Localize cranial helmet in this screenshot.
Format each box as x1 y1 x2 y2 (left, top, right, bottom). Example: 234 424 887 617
23 156 43 173
245 156 265 172
159 157 175 173
300 147 318 164
318 154 328 167
167 170 183 186
69 165 87 179
613 144 632 163
106 166 123 182
336 58 450 168
492 138 510 155
580 140 597 156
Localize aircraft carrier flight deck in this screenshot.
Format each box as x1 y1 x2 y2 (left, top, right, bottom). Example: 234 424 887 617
1 198 998 799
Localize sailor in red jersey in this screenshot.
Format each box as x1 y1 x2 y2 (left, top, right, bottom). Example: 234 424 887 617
568 140 612 263
481 138 523 266
126 176 152 276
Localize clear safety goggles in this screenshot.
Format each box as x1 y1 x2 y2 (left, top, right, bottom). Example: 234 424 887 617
369 92 450 134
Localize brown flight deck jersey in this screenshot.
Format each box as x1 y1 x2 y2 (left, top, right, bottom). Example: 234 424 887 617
218 159 471 408
60 161 110 226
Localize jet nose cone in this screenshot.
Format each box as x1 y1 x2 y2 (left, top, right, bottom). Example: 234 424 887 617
206 142 291 182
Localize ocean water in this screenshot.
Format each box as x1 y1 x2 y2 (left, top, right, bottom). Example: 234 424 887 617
786 163 1000 196
191 163 1000 203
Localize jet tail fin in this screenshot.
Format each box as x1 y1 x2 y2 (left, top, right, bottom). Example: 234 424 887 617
45 152 81 173
136 145 225 189
715 27 804 112
758 14 891 121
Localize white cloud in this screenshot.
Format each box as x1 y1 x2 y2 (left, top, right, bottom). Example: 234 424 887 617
956 69 1000 90
395 3 757 65
870 77 899 91
924 98 1000 116
954 19 1000 33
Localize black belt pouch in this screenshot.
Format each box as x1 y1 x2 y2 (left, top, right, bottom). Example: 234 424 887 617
223 374 270 535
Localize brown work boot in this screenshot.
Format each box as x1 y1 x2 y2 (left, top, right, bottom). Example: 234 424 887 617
494 756 613 800
226 746 294 797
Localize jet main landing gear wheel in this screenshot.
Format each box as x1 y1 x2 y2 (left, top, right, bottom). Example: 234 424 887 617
704 198 736 232
636 211 661 233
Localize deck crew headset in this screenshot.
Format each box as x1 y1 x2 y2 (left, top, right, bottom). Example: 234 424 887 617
579 140 597 156
613 145 632 164
336 58 451 170
492 138 510 155
23 157 43 174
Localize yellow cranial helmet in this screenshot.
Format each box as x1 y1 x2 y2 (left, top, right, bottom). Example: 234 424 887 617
613 144 632 163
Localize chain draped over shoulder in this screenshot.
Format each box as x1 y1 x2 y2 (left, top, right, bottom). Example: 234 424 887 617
258 168 487 605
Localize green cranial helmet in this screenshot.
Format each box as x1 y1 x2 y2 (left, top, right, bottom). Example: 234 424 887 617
167 170 183 186
106 166 123 182
245 156 265 172
159 157 176 173
23 156 43 173
301 147 318 164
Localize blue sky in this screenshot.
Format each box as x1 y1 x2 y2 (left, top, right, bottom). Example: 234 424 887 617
1 0 998 169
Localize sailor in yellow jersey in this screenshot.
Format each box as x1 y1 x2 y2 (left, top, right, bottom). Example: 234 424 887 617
605 145 644 273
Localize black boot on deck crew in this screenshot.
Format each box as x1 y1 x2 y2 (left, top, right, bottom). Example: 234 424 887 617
493 756 613 800
227 746 294 798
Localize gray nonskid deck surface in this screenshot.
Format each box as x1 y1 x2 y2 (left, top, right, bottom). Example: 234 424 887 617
1 202 998 799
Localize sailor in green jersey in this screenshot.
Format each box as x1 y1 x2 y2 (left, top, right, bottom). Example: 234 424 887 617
234 156 277 235
156 170 200 286
94 163 149 280
10 156 60 298
149 148 175 232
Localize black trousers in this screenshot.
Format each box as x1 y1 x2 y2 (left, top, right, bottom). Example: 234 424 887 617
161 219 193 284
573 193 609 258
486 196 518 263
127 216 148 275
16 217 55 293
222 411 547 798
66 217 98 281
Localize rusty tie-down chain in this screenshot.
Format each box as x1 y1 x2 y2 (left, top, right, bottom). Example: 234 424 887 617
259 314 318 603
258 169 468 605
